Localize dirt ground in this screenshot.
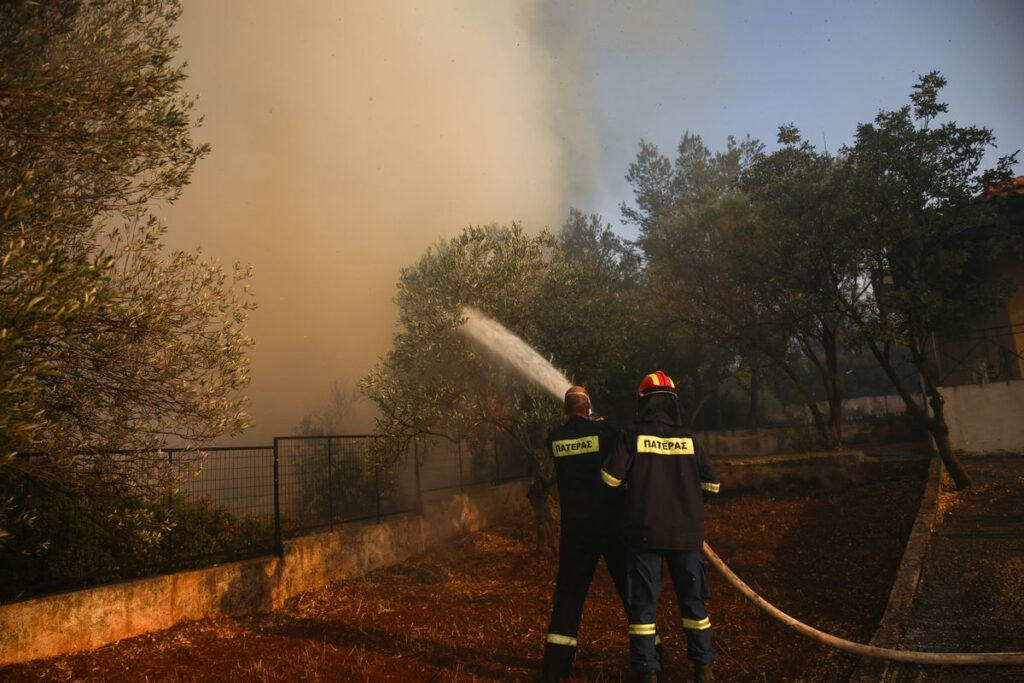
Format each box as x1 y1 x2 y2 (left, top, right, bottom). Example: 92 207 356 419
890 454 1024 683
1 469 927 682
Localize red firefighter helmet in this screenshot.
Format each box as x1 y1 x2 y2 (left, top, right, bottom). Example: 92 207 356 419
637 370 676 396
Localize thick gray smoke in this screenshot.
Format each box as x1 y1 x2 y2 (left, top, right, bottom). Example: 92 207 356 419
458 307 571 400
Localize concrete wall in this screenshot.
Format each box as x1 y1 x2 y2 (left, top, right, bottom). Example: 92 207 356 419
940 380 1024 453
0 480 528 666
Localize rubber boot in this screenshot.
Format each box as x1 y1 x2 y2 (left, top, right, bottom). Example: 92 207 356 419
694 661 714 682
534 661 563 683
536 642 575 682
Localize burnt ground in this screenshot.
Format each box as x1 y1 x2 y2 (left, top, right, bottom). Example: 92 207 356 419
2 465 930 682
889 454 1024 683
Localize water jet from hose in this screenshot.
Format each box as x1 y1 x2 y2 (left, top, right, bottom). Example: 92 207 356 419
457 306 571 400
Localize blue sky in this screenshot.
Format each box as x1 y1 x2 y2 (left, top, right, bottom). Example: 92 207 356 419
560 0 1024 237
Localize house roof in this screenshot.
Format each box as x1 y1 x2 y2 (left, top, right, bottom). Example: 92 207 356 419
985 176 1024 200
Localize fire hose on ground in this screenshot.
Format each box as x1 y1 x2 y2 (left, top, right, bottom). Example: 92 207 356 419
702 541 1024 666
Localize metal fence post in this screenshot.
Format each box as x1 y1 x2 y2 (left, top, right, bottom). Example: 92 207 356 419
414 438 422 514
166 449 174 569
273 437 283 556
374 461 381 523
458 439 464 492
494 428 501 485
326 437 334 531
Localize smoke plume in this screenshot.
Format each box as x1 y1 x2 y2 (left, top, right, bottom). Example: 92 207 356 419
162 1 574 440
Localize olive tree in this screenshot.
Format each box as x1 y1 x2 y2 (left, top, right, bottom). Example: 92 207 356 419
360 226 559 547
839 72 1018 488
623 133 795 431
363 222 640 548
1 0 253 561
734 129 864 447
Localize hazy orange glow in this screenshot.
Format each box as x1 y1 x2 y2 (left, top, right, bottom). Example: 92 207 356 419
163 1 572 440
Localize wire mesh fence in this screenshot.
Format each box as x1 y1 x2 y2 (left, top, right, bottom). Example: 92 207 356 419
273 435 421 535
3 429 533 603
934 323 1024 386
166 446 278 568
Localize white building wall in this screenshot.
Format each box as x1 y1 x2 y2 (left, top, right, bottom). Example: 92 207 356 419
940 380 1024 453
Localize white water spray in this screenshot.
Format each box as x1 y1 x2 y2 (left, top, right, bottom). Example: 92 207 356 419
457 307 571 400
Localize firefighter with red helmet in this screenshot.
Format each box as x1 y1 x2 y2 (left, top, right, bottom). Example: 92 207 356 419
601 371 721 683
537 384 633 682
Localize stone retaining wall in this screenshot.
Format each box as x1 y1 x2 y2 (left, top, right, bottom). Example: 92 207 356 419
0 480 529 666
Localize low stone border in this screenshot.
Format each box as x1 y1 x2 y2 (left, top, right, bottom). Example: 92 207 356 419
0 480 529 666
715 449 930 493
716 450 864 492
848 455 942 682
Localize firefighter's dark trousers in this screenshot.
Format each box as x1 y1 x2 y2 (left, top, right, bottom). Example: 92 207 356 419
541 526 628 680
626 548 715 672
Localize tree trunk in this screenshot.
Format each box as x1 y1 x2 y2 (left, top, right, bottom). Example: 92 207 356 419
797 324 844 449
932 426 973 490
711 379 722 430
779 362 836 449
926 388 973 489
863 338 973 489
746 362 760 428
822 323 844 448
826 396 843 449
528 452 558 554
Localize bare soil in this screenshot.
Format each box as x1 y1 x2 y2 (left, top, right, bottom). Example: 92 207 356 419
1 470 927 682
890 454 1024 682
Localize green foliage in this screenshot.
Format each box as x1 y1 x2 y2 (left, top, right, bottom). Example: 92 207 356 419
0 460 168 599
289 441 378 526
0 470 272 603
546 210 641 419
620 73 1019 460
291 394 383 526
623 132 785 430
1 1 254 548
166 495 273 563
837 72 1019 486
362 225 561 459
843 71 1017 348
362 219 643 483
731 130 862 445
